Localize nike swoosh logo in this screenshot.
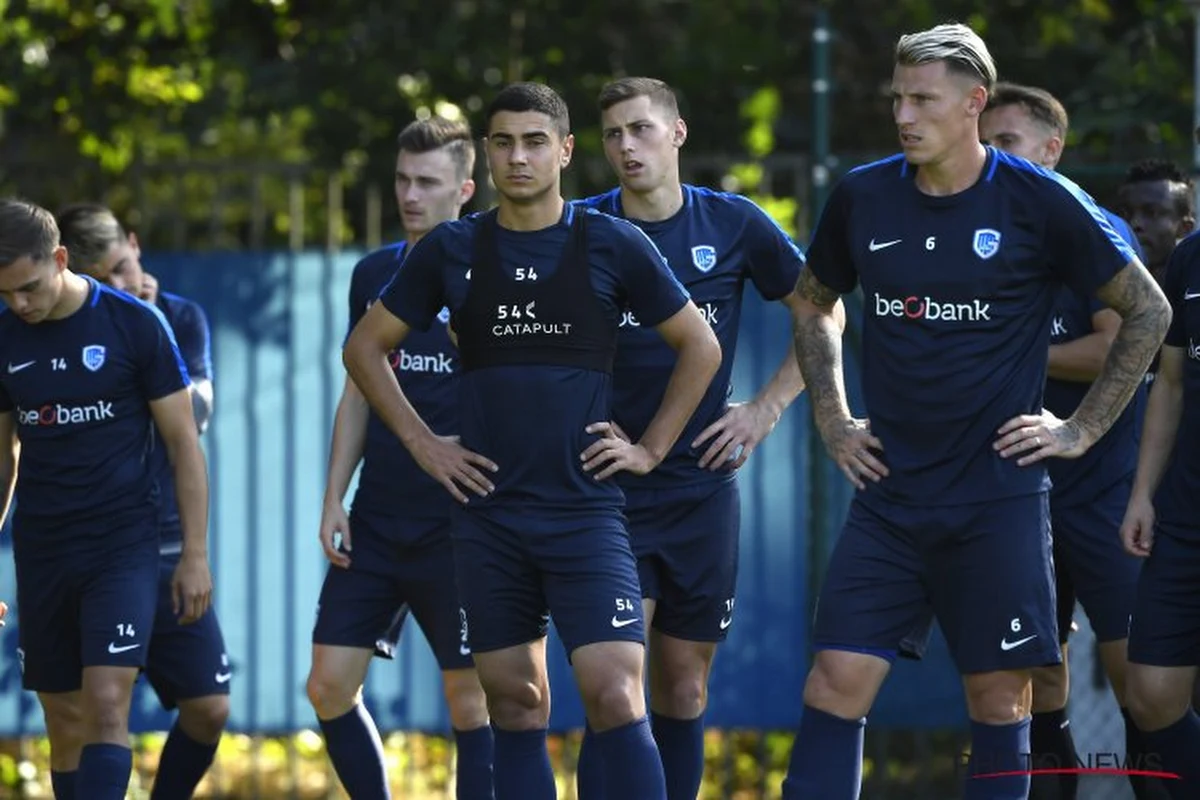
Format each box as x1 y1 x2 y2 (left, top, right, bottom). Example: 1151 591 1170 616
868 238 901 252
1000 634 1037 651
1185 290 1200 300
459 644 471 656
215 672 232 684
6 360 35 374
108 642 140 654
610 616 638 629
719 616 733 631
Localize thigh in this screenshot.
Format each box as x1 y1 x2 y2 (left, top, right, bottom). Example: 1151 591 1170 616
812 497 928 656
401 533 475 671
15 554 82 693
78 541 158 671
453 510 548 655
1053 482 1140 643
537 515 645 660
145 557 231 709
649 481 741 644
312 524 408 654
1128 524 1200 668
929 493 1060 674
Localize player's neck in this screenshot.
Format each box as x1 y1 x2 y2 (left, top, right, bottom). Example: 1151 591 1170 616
45 272 90 321
497 194 565 232
618 180 684 223
913 140 988 197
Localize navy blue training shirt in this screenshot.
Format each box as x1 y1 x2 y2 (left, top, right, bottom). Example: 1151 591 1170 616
0 277 190 549
379 204 689 517
151 290 213 548
348 242 458 542
576 185 804 494
1043 210 1145 507
807 147 1135 507
1153 230 1200 530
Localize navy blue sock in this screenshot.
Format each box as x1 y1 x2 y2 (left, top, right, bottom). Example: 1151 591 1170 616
77 743 132 800
1121 708 1172 800
964 718 1032 800
318 704 390 799
50 770 76 800
1141 709 1200 800
491 726 555 800
575 724 603 800
453 725 495 800
593 716 666 799
651 712 705 800
781 705 865 800
150 722 220 800
1028 708 1076 800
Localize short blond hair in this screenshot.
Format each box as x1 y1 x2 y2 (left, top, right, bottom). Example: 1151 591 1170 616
895 23 997 94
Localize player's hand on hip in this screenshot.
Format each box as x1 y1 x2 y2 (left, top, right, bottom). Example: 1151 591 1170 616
994 411 1091 466
172 553 213 625
1120 494 1156 557
414 433 498 504
824 417 887 490
319 500 352 569
581 422 659 480
693 401 778 471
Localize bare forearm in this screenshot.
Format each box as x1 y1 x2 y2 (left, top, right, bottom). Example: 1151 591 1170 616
754 338 806 419
324 382 369 505
172 442 210 558
1130 380 1184 500
343 340 432 450
1047 334 1111 383
1069 310 1168 442
0 453 16 526
793 311 851 436
639 342 720 462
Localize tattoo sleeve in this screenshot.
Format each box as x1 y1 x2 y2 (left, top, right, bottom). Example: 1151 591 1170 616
792 268 851 436
1072 263 1172 442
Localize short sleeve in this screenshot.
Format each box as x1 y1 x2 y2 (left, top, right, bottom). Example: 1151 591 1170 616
804 178 858 295
1043 178 1135 297
735 196 806 301
170 300 213 382
608 218 690 328
139 305 191 401
1164 242 1191 348
0 381 12 412
379 230 447 332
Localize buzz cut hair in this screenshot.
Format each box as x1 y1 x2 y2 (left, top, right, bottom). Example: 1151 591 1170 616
986 82 1069 139
396 116 476 181
597 77 681 119
895 23 998 95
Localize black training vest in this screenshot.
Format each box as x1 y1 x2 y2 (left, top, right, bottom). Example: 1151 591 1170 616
453 207 617 373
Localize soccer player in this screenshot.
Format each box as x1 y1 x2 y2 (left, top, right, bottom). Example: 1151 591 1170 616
0 199 212 800
781 24 1170 800
1118 160 1195 288
344 82 722 800
306 116 494 799
572 76 824 800
980 83 1162 800
51 202 227 799
1121 230 1200 799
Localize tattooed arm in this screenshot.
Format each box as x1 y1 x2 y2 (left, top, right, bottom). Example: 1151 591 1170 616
791 267 888 489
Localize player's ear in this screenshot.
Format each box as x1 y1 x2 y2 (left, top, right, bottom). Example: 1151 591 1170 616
673 118 688 148
560 133 575 168
459 178 477 205
966 84 988 117
127 231 141 257
1044 136 1064 168
53 245 69 272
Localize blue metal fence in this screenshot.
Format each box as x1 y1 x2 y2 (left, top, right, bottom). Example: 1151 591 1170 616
0 252 968 737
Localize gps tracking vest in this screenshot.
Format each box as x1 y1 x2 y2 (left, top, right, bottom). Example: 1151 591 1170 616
454 208 617 373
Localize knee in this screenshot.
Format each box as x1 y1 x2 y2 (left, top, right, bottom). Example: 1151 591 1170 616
41 700 86 749
82 681 133 737
179 696 230 744
648 650 710 719
305 667 362 721
965 672 1033 725
480 672 548 731
584 671 644 732
802 652 886 720
1031 666 1069 714
1125 671 1189 732
443 672 489 731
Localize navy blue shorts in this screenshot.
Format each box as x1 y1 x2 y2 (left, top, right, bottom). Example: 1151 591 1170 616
452 508 644 659
16 536 159 693
1128 523 1200 668
626 480 740 642
813 492 1060 674
1051 478 1139 643
142 552 231 709
312 513 471 672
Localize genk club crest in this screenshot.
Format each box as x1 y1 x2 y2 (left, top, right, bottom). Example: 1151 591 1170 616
82 344 106 372
691 245 717 273
972 228 1002 260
